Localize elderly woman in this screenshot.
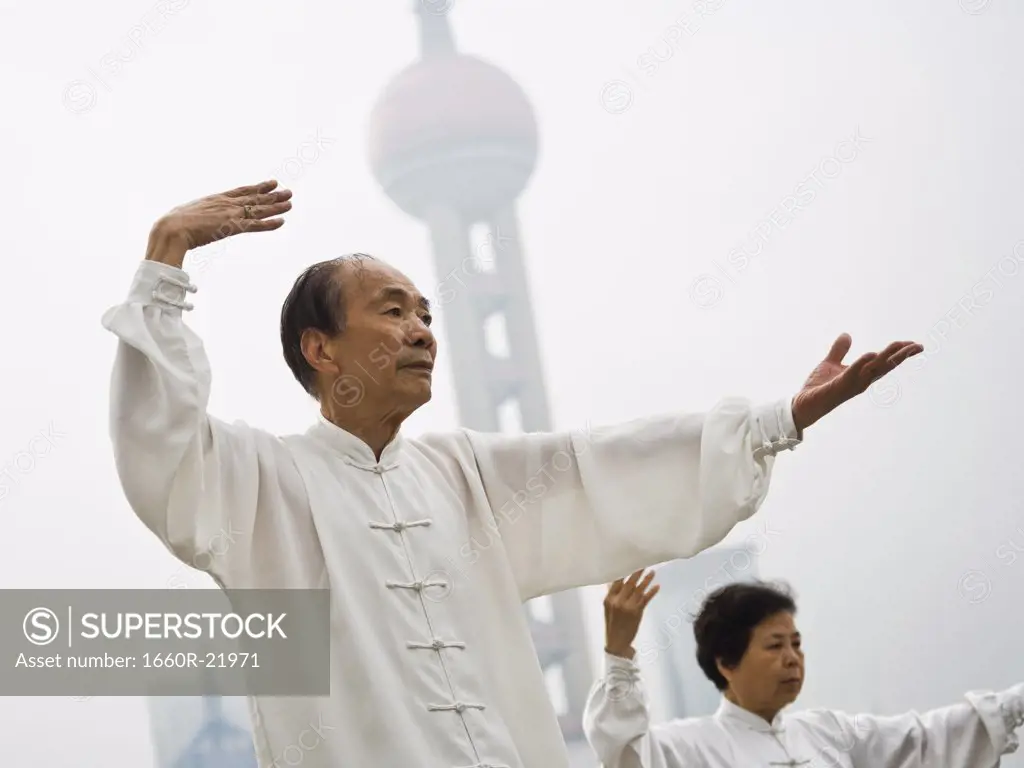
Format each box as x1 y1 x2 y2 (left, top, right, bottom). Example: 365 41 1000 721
584 570 1024 767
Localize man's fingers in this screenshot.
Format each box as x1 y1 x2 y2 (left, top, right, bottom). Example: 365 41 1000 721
841 352 877 381
823 333 853 364
874 340 909 365
886 342 923 366
241 189 293 207
865 341 918 371
862 341 917 381
824 352 873 395
244 200 293 221
224 179 278 198
608 579 625 597
238 217 286 233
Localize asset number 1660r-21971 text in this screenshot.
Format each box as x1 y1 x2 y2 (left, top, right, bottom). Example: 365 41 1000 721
142 652 259 668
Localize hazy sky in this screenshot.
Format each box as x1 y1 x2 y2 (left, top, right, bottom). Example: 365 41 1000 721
2 0 1023 764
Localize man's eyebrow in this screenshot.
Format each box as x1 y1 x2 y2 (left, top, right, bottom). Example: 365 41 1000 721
375 286 430 310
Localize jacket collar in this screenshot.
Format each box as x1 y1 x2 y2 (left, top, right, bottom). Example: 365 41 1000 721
308 413 404 469
715 696 786 734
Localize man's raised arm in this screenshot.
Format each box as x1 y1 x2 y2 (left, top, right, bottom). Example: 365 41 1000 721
460 334 921 600
101 180 298 582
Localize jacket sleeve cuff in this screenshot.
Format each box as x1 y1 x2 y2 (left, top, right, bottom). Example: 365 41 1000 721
604 651 640 676
126 260 197 311
752 398 802 459
966 683 1024 755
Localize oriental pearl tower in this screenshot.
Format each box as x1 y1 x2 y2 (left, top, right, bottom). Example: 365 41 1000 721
367 1 593 749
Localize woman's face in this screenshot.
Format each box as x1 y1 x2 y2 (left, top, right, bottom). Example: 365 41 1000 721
719 611 804 715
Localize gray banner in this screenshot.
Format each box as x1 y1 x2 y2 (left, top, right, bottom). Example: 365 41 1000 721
3 589 330 696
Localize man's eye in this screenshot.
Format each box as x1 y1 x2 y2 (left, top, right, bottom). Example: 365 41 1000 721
422 314 433 326
385 307 402 316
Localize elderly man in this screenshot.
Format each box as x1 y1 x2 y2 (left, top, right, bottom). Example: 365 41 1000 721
102 179 920 768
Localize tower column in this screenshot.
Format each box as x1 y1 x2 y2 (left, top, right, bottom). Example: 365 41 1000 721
425 205 498 432
487 206 592 738
487 207 551 430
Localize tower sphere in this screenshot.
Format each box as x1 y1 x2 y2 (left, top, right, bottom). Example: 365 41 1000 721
368 53 539 221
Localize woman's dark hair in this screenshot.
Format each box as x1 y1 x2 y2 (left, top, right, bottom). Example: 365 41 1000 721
693 580 796 691
279 253 376 398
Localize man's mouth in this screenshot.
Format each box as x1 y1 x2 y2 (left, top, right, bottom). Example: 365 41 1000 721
402 361 434 373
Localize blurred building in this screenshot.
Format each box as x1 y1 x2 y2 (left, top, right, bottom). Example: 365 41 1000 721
148 696 256 768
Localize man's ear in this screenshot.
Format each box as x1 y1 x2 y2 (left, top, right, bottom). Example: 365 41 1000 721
300 328 340 375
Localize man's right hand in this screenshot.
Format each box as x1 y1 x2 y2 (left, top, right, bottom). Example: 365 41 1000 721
603 569 659 660
145 179 293 269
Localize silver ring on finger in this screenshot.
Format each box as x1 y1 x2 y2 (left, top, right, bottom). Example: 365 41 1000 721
243 205 253 219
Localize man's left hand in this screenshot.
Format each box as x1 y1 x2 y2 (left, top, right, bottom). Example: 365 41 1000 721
791 333 923 432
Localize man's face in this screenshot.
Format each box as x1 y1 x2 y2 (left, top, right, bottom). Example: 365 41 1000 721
324 260 437 413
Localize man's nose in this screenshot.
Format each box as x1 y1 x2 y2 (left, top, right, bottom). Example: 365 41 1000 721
405 317 434 348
